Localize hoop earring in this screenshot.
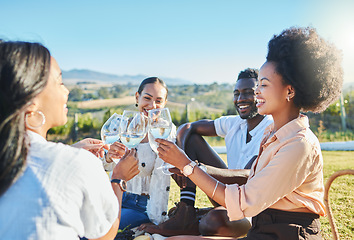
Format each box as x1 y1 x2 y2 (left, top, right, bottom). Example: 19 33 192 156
135 103 138 107
25 111 46 129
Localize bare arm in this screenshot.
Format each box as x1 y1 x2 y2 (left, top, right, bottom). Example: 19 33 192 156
157 139 228 207
177 120 217 150
204 164 249 185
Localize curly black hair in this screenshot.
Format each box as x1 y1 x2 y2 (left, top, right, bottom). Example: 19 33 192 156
237 68 259 80
266 27 343 113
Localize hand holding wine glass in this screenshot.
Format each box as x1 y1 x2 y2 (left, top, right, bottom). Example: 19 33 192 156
148 108 174 175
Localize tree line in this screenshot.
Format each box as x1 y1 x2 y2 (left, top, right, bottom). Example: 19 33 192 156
49 82 354 144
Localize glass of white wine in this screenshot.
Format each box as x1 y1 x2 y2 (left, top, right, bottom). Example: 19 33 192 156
119 110 147 149
100 113 122 163
148 108 174 175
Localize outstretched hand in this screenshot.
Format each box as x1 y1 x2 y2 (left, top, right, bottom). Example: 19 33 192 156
72 138 108 158
106 142 126 163
111 148 140 181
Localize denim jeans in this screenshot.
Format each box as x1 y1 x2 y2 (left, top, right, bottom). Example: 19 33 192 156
119 192 150 230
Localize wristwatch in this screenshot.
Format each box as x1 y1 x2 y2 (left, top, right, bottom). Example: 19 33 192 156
111 179 127 192
182 161 197 177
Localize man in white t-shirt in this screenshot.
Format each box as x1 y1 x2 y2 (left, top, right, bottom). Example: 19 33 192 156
145 68 273 237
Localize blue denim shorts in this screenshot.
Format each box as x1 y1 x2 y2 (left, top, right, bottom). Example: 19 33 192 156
119 192 150 230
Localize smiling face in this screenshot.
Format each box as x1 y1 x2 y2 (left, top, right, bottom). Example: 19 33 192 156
233 78 259 119
31 57 70 130
135 82 168 116
255 61 290 117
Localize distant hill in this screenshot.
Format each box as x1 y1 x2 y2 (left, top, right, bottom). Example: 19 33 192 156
62 69 193 86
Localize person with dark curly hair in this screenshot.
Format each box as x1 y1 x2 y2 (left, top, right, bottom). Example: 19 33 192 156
156 26 343 240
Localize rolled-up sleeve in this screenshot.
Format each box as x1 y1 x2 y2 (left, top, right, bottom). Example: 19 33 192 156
225 184 245 221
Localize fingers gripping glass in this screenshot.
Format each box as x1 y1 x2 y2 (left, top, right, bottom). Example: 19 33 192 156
148 108 174 175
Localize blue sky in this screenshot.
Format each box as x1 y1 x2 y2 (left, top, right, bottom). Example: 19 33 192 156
1 0 353 84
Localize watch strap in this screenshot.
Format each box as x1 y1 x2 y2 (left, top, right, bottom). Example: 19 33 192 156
111 179 126 192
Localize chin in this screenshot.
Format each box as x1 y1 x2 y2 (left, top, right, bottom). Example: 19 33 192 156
257 109 267 116
59 117 68 127
239 114 250 120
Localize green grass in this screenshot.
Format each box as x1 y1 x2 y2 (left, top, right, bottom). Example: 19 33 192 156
168 151 354 239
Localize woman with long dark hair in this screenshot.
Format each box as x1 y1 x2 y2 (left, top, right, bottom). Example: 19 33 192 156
0 40 139 239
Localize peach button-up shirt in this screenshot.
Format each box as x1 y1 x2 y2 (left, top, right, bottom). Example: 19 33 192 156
225 114 326 221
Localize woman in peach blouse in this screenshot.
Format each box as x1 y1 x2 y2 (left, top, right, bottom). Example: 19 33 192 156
156 27 343 240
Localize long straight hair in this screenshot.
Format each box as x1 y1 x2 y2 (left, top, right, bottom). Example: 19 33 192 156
0 41 51 196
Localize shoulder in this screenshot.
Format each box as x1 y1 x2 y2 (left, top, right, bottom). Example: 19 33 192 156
299 128 321 153
30 140 102 174
278 128 321 165
215 115 242 125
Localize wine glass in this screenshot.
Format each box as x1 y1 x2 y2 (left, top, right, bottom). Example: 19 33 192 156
148 108 173 175
119 110 147 149
100 113 121 163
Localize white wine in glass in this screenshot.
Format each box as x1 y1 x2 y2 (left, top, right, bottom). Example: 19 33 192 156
100 113 122 163
148 108 174 175
119 110 147 149
101 113 122 145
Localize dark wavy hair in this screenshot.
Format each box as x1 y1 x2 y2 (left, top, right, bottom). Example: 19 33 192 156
237 68 258 80
137 77 168 98
0 41 51 196
266 27 343 113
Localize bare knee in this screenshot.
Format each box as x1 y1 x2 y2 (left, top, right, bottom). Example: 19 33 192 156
199 209 228 236
199 209 251 238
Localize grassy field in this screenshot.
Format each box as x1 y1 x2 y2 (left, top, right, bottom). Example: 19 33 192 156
168 151 354 239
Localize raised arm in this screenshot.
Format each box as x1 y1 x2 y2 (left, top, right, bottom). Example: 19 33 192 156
203 164 249 185
177 119 217 150
156 139 227 207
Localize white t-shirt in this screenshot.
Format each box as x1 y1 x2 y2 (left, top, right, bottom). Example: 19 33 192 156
0 131 118 240
214 115 273 169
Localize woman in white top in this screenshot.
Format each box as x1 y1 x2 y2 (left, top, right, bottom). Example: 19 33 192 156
0 40 139 240
104 77 176 230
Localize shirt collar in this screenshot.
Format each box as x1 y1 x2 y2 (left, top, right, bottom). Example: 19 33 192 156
266 114 309 143
27 130 47 144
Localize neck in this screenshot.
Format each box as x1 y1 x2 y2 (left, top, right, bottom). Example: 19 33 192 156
28 128 47 139
246 114 265 132
272 108 300 132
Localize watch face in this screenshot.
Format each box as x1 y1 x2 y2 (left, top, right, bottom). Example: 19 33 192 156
183 162 196 176
120 180 127 190
185 165 193 175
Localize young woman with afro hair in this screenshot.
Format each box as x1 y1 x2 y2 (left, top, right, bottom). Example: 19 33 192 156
157 26 343 240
